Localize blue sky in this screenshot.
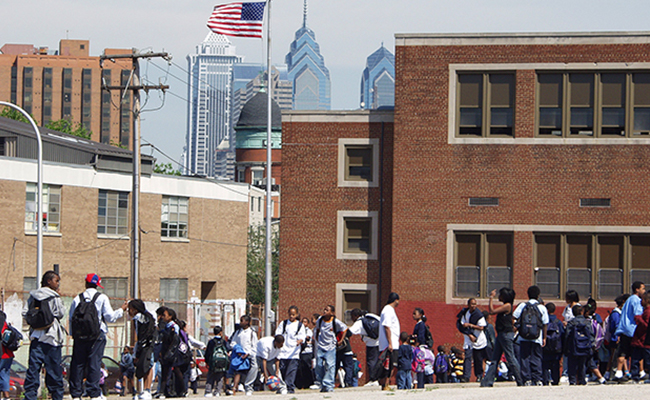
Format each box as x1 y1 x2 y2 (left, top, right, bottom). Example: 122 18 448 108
3 0 649 166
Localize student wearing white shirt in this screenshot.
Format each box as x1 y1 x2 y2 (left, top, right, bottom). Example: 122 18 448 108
460 298 488 382
378 293 400 391
229 315 258 395
275 306 306 393
349 309 380 385
513 286 549 386
256 335 286 394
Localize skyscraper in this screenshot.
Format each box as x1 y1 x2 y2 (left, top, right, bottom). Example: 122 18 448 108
184 32 242 178
360 44 395 109
285 0 330 110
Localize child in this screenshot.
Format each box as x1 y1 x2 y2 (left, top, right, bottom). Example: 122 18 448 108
100 362 109 396
631 292 650 382
422 345 435 384
542 303 564 386
205 326 230 397
119 345 135 396
411 338 426 388
189 360 202 394
397 332 413 389
449 347 464 383
583 301 606 384
433 346 449 383
604 294 628 380
564 305 593 385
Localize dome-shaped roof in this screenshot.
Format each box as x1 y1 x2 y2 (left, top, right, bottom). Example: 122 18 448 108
236 91 282 128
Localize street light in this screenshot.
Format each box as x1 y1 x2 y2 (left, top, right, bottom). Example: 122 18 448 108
0 102 44 279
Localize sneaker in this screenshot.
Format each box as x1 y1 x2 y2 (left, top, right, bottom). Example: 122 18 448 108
279 389 287 395
364 381 379 387
158 397 166 400
524 381 532 386
641 371 647 380
309 384 320 390
559 376 569 384
205 395 213 398
239 385 245 393
245 391 253 396
535 381 543 386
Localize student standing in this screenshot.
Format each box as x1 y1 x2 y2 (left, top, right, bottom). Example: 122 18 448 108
204 326 229 397
480 288 523 387
458 298 488 382
541 303 564 386
229 315 258 396
378 293 401 391
313 305 348 393
512 286 548 386
349 309 380 386
22 271 66 400
0 310 16 400
564 305 593 385
604 295 627 380
296 317 314 389
613 281 645 382
630 292 650 383
433 346 449 383
275 306 306 393
128 300 156 400
396 332 413 389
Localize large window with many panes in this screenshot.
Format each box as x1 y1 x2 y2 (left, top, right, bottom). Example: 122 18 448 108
534 233 650 300
161 196 188 239
97 190 129 236
457 73 515 137
454 232 513 298
537 72 650 138
25 183 61 233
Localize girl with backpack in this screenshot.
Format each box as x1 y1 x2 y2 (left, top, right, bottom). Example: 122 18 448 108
412 308 428 349
480 288 523 387
433 345 449 383
128 299 156 400
159 307 186 398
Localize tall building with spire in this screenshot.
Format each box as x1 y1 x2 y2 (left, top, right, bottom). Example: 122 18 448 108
285 0 330 110
184 33 242 178
360 44 395 109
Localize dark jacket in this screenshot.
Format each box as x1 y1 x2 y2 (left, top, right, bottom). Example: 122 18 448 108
564 315 594 356
205 336 229 367
456 307 483 337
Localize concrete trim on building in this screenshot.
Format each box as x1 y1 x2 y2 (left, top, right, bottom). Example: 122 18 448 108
447 62 650 145
282 110 394 124
336 210 379 260
396 31 650 47
337 138 380 188
335 283 378 320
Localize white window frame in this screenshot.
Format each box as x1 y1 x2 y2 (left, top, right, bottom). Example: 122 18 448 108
97 190 129 238
337 138 380 188
161 196 189 241
337 210 379 260
25 183 61 234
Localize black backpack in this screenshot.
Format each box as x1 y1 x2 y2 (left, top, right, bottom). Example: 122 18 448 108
70 292 102 341
282 319 303 336
516 302 543 340
361 315 380 340
423 324 434 349
24 296 55 330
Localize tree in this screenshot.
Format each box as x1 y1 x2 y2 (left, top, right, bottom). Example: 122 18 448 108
247 225 279 306
0 106 31 123
154 162 181 176
44 119 92 140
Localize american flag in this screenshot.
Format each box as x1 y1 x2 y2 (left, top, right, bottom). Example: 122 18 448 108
207 2 266 38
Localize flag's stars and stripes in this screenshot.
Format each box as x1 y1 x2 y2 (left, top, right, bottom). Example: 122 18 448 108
207 2 266 38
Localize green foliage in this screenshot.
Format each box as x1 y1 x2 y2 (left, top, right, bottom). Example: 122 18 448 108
0 106 31 123
154 162 181 176
109 140 128 149
45 119 92 140
247 225 279 306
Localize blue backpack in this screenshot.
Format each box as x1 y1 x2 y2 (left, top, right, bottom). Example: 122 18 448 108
434 353 448 374
544 319 563 354
570 320 592 356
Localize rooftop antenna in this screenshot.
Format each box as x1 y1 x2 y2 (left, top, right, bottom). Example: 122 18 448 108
66 30 69 39
302 0 307 28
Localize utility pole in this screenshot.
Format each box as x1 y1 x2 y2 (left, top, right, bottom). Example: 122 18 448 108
100 50 170 300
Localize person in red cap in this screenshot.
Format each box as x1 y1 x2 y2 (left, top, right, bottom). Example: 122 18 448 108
68 273 128 400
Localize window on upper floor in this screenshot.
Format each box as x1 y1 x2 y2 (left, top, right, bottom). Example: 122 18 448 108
454 232 513 298
97 190 129 236
457 73 515 138
25 183 61 233
337 211 379 260
161 196 188 239
537 72 650 138
337 139 380 187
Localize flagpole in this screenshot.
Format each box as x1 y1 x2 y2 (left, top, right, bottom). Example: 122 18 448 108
264 0 273 336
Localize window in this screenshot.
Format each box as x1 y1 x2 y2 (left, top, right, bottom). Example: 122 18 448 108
120 70 131 147
454 232 513 298
23 277 37 301
101 70 112 144
23 67 33 114
337 211 379 260
336 283 377 323
42 68 53 124
97 190 129 236
337 139 380 187
534 233 649 300
161 196 188 239
537 72 650 138
160 278 188 320
81 69 92 132
62 68 72 119
342 291 370 324
101 277 128 310
10 66 17 104
25 183 61 233
457 73 514 137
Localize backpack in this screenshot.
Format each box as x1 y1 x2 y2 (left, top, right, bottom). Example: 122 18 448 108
411 347 426 372
603 309 620 346
544 319 563 354
24 296 55 330
516 302 543 340
484 323 496 350
361 314 380 340
591 318 605 350
570 320 593 356
175 330 192 366
423 324 434 349
70 292 102 341
434 353 448 374
282 319 303 336
1 322 23 352
210 339 229 372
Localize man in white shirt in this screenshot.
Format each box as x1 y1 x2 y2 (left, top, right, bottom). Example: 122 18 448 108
378 293 400 391
349 308 380 385
275 306 306 393
68 274 127 400
513 285 549 386
460 298 488 382
229 315 259 395
256 335 286 394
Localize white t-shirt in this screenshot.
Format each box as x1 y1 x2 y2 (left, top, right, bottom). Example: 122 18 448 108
513 299 549 345
303 326 314 354
379 304 400 351
349 316 380 347
460 311 487 350
256 336 281 361
230 327 258 357
275 319 306 360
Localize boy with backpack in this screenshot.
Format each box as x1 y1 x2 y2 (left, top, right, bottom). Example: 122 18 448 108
541 303 564 385
513 286 549 386
563 305 594 385
22 270 66 400
349 308 380 386
603 294 628 380
204 326 230 397
583 301 606 384
313 305 348 393
68 273 127 400
433 345 449 383
396 332 413 389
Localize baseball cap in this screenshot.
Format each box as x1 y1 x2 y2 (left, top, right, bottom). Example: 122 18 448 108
86 273 104 288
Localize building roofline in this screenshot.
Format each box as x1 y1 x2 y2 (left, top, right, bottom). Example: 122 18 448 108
282 109 393 123
395 31 650 47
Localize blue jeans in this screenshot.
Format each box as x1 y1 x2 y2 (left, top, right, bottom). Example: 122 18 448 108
70 333 107 398
0 358 12 391
279 358 299 393
24 341 63 400
567 355 587 385
481 332 522 387
520 341 543 384
337 353 354 387
396 369 412 389
315 348 336 392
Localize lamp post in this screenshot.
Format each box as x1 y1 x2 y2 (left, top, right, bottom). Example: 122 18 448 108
0 102 44 279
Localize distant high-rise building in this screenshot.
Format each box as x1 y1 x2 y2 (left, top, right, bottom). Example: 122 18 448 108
285 0 330 110
184 33 242 178
360 44 395 109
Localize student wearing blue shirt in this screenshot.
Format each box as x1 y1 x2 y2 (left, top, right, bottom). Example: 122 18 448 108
604 295 628 380
613 281 645 382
